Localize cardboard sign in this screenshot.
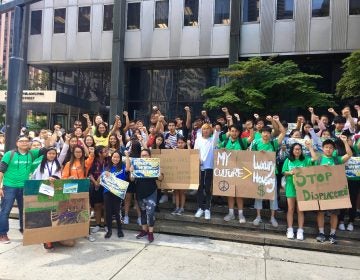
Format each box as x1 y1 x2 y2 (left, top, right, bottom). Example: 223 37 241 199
345 157 360 178
152 149 200 190
23 179 90 246
213 150 276 200
100 172 129 199
131 158 160 178
293 165 351 211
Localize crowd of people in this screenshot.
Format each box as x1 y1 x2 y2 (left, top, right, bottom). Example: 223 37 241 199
0 104 359 249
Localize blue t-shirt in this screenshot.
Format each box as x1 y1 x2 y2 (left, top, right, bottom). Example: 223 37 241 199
103 165 127 194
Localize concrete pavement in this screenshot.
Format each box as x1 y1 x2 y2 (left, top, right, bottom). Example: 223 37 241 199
0 219 359 280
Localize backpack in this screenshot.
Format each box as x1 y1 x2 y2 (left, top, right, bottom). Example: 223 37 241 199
223 137 246 150
316 155 340 166
252 140 277 152
9 149 35 163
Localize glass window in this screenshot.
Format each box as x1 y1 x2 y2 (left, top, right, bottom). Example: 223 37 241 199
214 0 230 24
312 0 330 17
78 6 91 32
103 5 114 31
243 0 260 23
54 8 66 34
277 0 294 20
350 0 360 15
127 2 141 30
184 0 199 26
30 10 42 35
155 0 169 28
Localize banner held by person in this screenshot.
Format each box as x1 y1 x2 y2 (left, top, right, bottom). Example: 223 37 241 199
131 158 160 178
345 157 360 178
23 179 90 246
100 172 129 199
152 149 199 190
293 165 351 211
212 150 276 200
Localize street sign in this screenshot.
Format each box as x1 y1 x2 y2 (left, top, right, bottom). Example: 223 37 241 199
0 90 56 103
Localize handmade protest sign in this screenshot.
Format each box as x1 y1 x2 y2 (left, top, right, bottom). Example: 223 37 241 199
100 172 129 199
293 165 351 211
345 157 360 178
23 179 90 246
152 149 199 190
212 150 276 200
131 158 160 178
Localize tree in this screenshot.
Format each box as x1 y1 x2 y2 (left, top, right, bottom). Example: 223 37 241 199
336 50 360 100
202 57 334 113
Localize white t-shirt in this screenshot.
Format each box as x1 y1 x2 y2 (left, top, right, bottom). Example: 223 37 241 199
194 131 220 170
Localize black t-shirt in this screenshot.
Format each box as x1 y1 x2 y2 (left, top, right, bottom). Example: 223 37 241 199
134 178 158 199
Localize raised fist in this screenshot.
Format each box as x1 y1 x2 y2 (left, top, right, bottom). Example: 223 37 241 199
308 107 314 113
184 106 190 112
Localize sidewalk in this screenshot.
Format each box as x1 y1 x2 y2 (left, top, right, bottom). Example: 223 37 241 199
0 219 359 280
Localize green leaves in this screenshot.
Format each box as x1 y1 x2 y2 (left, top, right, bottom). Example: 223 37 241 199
202 57 333 113
336 50 360 100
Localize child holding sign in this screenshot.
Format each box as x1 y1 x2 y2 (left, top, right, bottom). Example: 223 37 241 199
282 141 316 240
314 136 352 244
103 151 128 239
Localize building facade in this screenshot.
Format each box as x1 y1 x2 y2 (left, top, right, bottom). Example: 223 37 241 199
25 0 360 125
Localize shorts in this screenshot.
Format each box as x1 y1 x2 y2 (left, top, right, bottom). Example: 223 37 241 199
127 181 136 194
285 183 296 198
319 209 340 215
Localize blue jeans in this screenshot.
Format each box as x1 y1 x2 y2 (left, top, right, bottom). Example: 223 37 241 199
0 186 23 235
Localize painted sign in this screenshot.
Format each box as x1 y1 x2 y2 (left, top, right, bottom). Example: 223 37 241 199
293 165 351 211
100 172 129 199
345 157 360 178
212 150 276 200
23 179 90 246
131 158 160 178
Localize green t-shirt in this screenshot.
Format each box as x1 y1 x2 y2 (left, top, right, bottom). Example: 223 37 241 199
316 155 343 166
251 138 279 173
1 149 41 188
282 157 313 189
254 131 262 140
218 137 248 150
251 139 279 152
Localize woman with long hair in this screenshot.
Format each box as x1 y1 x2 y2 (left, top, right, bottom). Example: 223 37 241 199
282 142 315 240
32 147 61 180
62 145 94 179
88 146 108 233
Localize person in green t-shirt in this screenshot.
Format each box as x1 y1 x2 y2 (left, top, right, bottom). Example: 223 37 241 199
251 116 286 228
0 135 46 244
282 141 316 241
314 135 352 245
218 125 254 224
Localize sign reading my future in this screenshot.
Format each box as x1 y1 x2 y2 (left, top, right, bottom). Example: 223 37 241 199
293 165 351 211
212 150 276 200
131 158 160 178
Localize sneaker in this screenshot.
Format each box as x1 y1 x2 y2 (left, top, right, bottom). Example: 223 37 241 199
104 226 108 233
137 217 142 226
159 194 168 204
91 225 100 233
270 217 278 228
105 230 112 239
148 232 154 243
338 223 345 231
286 228 294 239
88 235 96 242
239 214 246 224
194 208 204 218
117 228 124 238
204 210 211 220
171 208 180 215
176 208 184 216
43 242 54 250
90 211 94 218
224 213 236 222
329 233 337 244
296 229 304 241
316 233 326 243
123 216 129 225
347 223 354 232
253 216 262 226
136 230 148 239
0 234 10 244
